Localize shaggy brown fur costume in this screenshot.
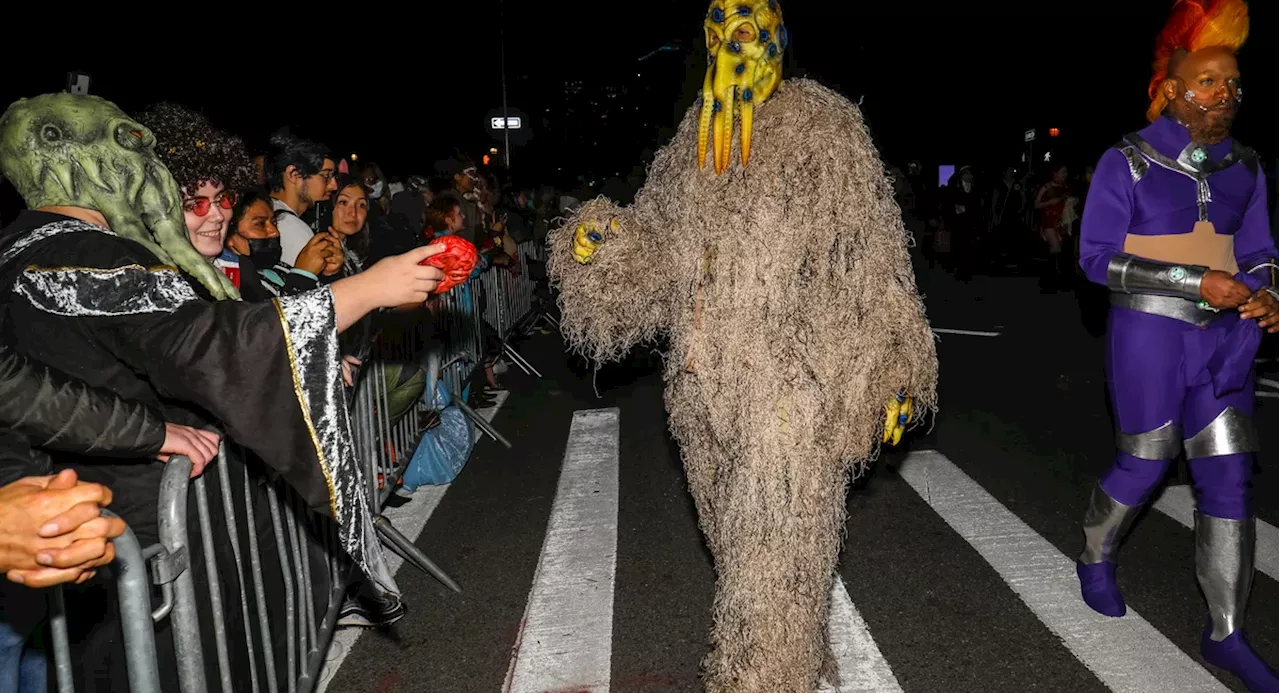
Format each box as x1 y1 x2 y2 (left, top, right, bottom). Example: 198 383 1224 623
548 79 938 693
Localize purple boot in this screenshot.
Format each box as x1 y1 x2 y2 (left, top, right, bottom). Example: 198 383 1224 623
1201 628 1278 693
1196 513 1279 693
1076 561 1126 617
1076 485 1141 618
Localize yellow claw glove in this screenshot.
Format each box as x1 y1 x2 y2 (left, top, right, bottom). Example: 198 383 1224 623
883 392 914 446
572 219 618 264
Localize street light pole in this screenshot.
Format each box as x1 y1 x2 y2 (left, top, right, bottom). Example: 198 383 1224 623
500 1 511 168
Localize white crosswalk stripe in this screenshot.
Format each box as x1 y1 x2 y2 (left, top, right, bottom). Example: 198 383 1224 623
503 408 620 693
822 577 903 693
321 408 1272 692
897 451 1231 693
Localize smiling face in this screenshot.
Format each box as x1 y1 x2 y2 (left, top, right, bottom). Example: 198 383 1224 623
183 181 233 258
0 93 238 298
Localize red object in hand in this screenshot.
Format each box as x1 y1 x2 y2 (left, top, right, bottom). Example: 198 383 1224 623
419 234 478 294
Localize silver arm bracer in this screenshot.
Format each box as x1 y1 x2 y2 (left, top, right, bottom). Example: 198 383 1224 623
1106 253 1207 300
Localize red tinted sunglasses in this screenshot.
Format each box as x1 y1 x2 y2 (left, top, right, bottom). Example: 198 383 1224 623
185 192 235 217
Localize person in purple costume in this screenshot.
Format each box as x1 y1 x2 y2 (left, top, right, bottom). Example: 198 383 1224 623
1073 1 1278 690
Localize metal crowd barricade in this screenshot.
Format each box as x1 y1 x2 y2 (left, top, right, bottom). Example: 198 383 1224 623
478 240 552 379
47 244 554 692
48 448 351 693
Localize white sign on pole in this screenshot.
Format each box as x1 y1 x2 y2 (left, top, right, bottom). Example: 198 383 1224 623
490 116 523 130
1024 129 1036 142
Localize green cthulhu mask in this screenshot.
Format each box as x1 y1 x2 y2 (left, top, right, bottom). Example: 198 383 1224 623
0 93 239 300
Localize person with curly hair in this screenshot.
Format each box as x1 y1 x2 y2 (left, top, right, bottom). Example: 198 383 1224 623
139 103 262 288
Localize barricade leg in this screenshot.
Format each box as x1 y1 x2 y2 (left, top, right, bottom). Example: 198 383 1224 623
501 342 543 379
453 394 513 449
373 516 462 593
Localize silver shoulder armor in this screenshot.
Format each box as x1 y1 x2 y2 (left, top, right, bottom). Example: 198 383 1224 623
1107 253 1206 300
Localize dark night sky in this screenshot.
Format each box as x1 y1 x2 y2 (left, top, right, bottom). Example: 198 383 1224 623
1 2 1276 184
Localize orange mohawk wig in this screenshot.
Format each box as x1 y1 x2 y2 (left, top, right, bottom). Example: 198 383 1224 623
1146 0 1250 122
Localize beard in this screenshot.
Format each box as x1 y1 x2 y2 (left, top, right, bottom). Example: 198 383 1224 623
1168 98 1236 144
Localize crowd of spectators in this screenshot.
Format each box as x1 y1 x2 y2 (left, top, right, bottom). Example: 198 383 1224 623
0 100 573 691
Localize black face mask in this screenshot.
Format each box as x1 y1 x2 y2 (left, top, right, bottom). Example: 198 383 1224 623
242 235 282 269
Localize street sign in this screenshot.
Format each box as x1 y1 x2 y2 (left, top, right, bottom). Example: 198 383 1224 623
1024 129 1036 142
67 72 91 95
486 108 532 148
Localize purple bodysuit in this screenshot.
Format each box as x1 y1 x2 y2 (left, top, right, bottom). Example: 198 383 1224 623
1078 116 1276 519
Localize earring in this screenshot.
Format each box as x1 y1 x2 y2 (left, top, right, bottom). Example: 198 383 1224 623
1183 89 1196 102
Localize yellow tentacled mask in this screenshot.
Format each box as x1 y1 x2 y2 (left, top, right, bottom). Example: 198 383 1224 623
697 0 786 175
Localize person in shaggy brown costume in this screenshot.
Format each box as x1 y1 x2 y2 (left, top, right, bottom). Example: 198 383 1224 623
547 1 939 690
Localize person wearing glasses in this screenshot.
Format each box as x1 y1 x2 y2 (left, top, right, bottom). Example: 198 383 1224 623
140 103 256 284
264 128 341 267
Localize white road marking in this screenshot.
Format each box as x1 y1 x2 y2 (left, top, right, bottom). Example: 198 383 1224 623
502 408 620 693
820 577 904 693
1152 484 1278 581
898 451 1230 693
317 391 509 693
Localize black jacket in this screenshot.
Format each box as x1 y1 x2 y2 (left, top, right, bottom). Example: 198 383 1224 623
0 343 164 485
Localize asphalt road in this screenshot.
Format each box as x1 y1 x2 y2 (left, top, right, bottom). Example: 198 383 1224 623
320 263 1279 693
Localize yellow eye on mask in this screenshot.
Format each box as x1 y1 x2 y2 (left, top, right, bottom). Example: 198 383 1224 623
697 0 786 175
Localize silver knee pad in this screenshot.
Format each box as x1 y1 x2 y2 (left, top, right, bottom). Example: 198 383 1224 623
1116 420 1181 460
1184 407 1259 459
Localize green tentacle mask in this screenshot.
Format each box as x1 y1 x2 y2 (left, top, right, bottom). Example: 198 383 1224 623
0 93 239 300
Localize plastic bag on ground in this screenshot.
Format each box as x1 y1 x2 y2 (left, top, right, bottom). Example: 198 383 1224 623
401 380 475 491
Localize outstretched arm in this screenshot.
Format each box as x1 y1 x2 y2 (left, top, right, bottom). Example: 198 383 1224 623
546 198 675 363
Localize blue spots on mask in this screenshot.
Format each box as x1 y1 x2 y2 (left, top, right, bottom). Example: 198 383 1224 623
779 25 788 50
759 29 770 43
735 63 746 74
768 43 777 57
710 7 725 22
742 88 753 101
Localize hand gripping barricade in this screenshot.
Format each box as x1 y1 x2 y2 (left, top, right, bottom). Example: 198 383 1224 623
45 239 553 692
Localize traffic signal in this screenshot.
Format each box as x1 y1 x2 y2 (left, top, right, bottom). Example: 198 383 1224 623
483 154 491 165
1049 128 1060 137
